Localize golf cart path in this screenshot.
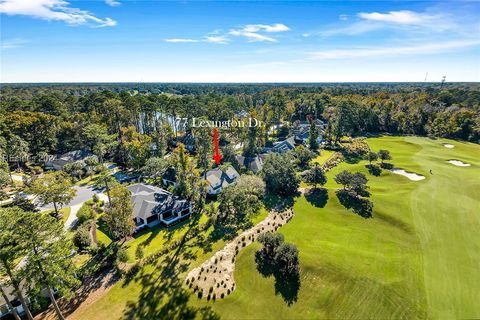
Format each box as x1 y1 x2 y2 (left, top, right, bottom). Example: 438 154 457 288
185 208 294 300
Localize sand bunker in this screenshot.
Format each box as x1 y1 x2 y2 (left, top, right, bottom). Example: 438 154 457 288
185 209 294 301
443 144 455 149
390 169 425 181
447 160 471 167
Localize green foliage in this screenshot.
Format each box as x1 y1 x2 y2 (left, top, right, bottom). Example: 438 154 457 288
119 126 152 169
301 164 327 189
170 143 204 205
309 122 319 150
262 153 299 197
218 175 265 225
15 209 80 303
141 157 168 184
135 245 145 260
27 171 76 215
116 247 129 264
366 151 378 163
73 223 92 251
258 232 284 258
77 203 96 223
103 183 135 241
292 145 314 167
378 149 392 163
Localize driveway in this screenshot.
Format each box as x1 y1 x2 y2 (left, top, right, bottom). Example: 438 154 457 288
38 185 99 211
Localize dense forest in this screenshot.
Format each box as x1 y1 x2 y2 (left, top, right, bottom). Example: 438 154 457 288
1 83 479 165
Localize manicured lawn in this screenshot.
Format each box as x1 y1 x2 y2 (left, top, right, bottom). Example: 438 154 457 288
311 149 335 165
124 214 210 262
95 227 112 246
199 136 480 319
43 206 71 223
74 136 480 319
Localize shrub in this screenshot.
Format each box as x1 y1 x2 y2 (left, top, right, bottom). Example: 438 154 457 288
135 245 145 260
92 193 100 203
77 203 95 223
116 247 129 264
73 223 92 251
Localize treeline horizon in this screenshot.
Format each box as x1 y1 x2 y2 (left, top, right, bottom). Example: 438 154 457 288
0 83 479 166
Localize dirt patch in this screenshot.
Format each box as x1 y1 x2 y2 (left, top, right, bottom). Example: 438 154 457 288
34 270 119 320
185 209 294 301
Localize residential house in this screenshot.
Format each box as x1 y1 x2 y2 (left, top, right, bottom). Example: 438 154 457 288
45 150 97 171
0 284 29 319
236 155 264 173
271 136 296 153
203 166 240 195
128 183 191 229
291 119 325 146
162 167 177 188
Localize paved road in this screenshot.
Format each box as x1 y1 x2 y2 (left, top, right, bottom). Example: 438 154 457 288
38 185 100 211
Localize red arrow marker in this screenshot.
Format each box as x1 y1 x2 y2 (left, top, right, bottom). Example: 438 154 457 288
213 128 222 164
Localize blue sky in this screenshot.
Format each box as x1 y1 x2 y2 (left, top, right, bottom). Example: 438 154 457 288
1 0 479 82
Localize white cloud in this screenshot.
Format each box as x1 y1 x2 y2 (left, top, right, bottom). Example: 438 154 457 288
320 10 455 36
164 38 199 43
0 0 116 27
308 40 480 60
229 23 290 42
1 38 28 50
105 0 121 7
339 14 348 21
204 36 229 44
242 23 290 33
358 10 438 25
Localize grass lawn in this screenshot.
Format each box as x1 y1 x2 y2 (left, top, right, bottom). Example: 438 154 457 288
74 136 480 319
197 136 480 319
311 149 335 166
124 213 210 262
95 227 112 246
43 206 71 223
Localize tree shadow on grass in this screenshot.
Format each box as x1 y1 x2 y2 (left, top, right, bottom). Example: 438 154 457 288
365 164 382 176
123 228 219 320
380 162 394 170
263 192 296 212
336 189 373 219
304 188 328 208
255 251 300 306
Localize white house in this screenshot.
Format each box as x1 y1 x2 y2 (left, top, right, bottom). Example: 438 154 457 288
128 183 192 230
203 166 240 195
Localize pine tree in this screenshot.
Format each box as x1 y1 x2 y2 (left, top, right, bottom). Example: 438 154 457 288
309 122 319 151
17 211 79 320
0 208 34 320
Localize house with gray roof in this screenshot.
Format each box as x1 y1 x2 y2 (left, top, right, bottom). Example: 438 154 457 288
128 183 191 229
203 166 240 195
45 150 97 170
271 136 296 153
236 155 264 173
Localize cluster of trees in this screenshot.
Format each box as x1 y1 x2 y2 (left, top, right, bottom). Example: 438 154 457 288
256 232 300 277
262 153 300 197
0 207 79 320
334 170 373 218
255 232 300 304
1 84 478 177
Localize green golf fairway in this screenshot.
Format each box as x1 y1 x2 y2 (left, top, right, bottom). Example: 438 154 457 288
198 136 480 319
